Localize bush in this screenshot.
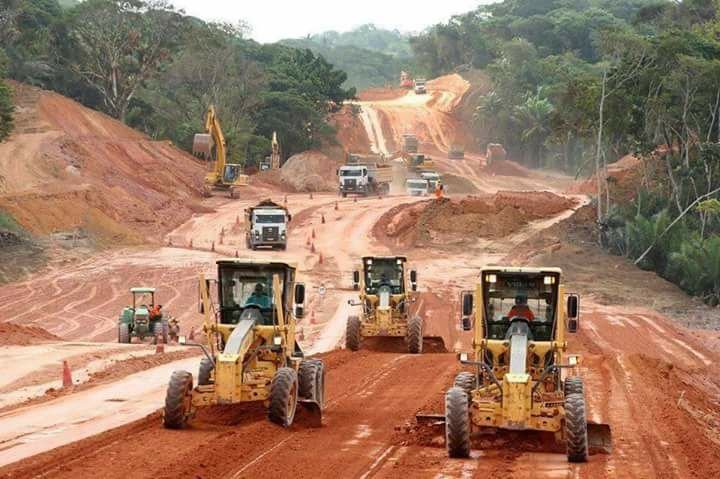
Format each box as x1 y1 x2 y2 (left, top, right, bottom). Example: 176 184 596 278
667 236 720 305
625 210 687 272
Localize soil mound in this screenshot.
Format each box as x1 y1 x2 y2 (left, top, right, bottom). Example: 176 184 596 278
0 322 61 345
0 82 205 243
375 191 576 247
277 150 340 192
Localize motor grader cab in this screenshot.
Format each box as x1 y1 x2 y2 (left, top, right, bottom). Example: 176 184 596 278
346 256 441 353
445 267 611 462
117 288 179 344
193 105 249 198
163 259 325 429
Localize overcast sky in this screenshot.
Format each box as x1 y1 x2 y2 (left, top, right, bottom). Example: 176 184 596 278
170 1 497 43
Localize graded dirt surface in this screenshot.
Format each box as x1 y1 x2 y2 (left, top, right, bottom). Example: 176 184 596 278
2 74 720 479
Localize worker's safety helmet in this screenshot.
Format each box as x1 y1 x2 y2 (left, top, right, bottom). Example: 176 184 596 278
254 283 265 294
515 294 528 305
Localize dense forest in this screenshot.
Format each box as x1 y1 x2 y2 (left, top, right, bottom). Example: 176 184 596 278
414 0 720 304
281 24 415 90
0 0 355 162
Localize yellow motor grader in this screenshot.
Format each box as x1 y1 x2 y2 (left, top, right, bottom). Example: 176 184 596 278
445 267 611 462
346 256 441 353
163 259 324 429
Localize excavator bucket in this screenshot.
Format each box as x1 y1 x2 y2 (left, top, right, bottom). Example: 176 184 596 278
192 133 213 160
588 422 613 454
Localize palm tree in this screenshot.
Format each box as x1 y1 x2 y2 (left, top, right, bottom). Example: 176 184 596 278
512 89 554 167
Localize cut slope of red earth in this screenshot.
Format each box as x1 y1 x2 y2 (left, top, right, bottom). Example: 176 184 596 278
0 82 206 243
375 191 577 247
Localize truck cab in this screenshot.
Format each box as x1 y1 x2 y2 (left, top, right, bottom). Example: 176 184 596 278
246 200 290 250
406 178 429 196
338 164 369 196
420 171 441 191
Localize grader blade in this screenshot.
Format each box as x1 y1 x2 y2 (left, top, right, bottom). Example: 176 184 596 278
299 399 323 428
192 133 213 159
588 422 613 454
422 336 447 353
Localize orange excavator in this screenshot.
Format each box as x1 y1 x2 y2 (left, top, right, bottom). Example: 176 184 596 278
192 105 249 198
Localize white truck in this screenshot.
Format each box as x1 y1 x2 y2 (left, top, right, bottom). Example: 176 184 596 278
414 78 427 95
338 154 393 197
420 171 442 191
406 178 430 196
245 199 291 250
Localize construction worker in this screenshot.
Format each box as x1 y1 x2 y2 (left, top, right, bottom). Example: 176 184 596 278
245 283 271 308
150 304 162 320
507 294 535 321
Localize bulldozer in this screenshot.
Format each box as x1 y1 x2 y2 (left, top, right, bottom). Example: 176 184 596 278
346 256 443 353
444 267 611 462
193 105 249 198
162 259 325 429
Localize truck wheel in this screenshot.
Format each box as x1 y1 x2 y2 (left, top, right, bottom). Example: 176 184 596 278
407 315 423 354
118 323 130 344
453 372 477 398
163 370 193 429
198 357 214 386
299 359 324 406
564 376 584 397
445 386 470 458
565 393 589 462
268 367 299 427
346 316 361 351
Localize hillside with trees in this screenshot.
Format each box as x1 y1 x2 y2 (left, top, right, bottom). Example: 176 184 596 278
0 0 355 162
281 24 416 89
413 0 720 304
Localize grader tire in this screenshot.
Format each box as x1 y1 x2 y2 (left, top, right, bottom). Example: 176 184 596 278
118 323 130 344
268 367 299 427
565 393 589 462
163 370 193 429
407 315 423 354
453 372 477 398
445 386 471 458
346 316 361 351
197 357 214 386
299 359 325 407
564 376 584 397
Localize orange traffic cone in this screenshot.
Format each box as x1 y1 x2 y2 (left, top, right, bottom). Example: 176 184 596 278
168 237 173 246
312 228 316 239
321 214 325 224
310 192 314 199
311 243 316 253
155 335 165 354
319 252 323 264
189 238 193 249
235 215 240 225
284 195 288 204
306 236 311 246
211 241 215 252
188 326 195 341
62 360 72 388
310 311 316 324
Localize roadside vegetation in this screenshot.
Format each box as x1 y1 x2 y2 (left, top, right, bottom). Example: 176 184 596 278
414 0 720 304
0 0 355 162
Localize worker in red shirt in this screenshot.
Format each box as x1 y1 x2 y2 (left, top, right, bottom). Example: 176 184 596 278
508 294 534 321
150 304 162 320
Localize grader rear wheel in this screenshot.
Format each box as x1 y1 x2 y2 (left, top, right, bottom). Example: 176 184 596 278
197 358 214 386
268 367 299 427
564 376 584 396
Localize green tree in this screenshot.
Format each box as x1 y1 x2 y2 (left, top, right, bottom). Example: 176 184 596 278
513 89 555 167
0 51 14 141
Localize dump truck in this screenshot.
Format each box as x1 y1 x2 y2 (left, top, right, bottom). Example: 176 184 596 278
163 259 324 429
118 287 179 344
444 267 611 462
414 78 427 95
402 134 418 153
346 256 443 353
337 154 393 197
448 145 465 159
193 105 249 198
245 199 291 251
406 178 429 196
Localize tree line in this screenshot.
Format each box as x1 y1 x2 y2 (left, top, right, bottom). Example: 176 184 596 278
413 0 720 304
0 0 355 162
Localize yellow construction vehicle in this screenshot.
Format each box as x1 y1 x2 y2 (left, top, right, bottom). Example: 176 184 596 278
444 267 611 462
346 256 443 353
163 259 324 429
193 105 249 198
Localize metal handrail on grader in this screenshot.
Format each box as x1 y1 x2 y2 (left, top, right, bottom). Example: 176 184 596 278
443 267 611 462
162 259 325 429
193 105 249 198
